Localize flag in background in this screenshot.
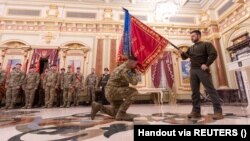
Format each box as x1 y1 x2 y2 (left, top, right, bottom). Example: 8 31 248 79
117 8 169 73
22 59 29 73
6 60 12 78
57 58 60 71
71 61 75 73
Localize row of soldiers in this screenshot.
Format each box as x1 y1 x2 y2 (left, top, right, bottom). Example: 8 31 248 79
0 63 110 110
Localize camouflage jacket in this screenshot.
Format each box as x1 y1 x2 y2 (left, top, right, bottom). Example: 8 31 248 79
73 73 84 89
61 71 74 89
44 71 60 88
7 70 25 87
0 70 6 85
85 73 98 87
106 62 138 87
23 72 40 89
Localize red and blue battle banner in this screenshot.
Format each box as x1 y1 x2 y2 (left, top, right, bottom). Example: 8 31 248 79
117 8 169 73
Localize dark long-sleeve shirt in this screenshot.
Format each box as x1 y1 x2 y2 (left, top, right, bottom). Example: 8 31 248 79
181 41 217 69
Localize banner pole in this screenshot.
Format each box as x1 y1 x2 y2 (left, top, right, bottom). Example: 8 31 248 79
168 41 191 59
168 40 210 73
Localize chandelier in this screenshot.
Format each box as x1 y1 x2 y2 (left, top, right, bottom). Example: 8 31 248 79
154 0 187 22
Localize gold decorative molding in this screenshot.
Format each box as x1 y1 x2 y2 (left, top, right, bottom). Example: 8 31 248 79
218 6 249 34
0 41 31 62
199 11 210 25
103 8 113 21
46 4 59 18
42 32 55 44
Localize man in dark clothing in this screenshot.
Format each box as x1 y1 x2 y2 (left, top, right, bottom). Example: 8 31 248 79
98 68 110 105
57 68 65 107
179 30 223 120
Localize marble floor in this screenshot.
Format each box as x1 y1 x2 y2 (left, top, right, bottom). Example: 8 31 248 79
1 104 250 141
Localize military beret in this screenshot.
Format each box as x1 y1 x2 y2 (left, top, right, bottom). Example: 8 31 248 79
61 68 65 70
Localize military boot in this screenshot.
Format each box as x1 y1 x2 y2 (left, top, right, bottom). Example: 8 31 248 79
212 112 224 120
66 102 70 108
187 112 201 118
115 112 136 121
91 102 102 120
2 104 9 110
22 105 28 109
8 104 14 110
47 104 53 108
60 102 66 108
27 104 32 109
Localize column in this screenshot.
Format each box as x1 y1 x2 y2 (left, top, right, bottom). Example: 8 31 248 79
109 38 117 72
212 37 228 87
96 38 104 76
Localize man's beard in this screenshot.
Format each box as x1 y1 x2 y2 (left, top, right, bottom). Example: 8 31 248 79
192 38 199 43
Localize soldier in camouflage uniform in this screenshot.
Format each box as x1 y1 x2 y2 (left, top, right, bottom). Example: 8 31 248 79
73 67 84 106
91 56 139 121
85 68 99 103
60 66 74 108
3 63 25 109
0 63 6 106
43 65 60 108
22 66 40 109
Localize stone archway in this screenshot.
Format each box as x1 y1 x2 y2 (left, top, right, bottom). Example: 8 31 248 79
0 40 31 71
59 42 90 74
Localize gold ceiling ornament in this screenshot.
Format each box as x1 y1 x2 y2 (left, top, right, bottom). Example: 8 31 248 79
46 4 59 18
103 8 113 21
42 32 55 44
199 11 210 25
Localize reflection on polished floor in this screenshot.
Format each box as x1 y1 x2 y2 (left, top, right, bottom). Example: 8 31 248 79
0 104 250 141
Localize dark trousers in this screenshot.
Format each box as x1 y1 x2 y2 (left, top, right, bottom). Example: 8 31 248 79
190 69 222 113
101 87 109 105
57 89 63 107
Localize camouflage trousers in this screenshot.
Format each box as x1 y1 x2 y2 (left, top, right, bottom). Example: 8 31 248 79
73 88 81 106
87 86 96 102
63 88 73 105
44 86 56 107
6 87 20 107
24 88 36 107
100 86 138 117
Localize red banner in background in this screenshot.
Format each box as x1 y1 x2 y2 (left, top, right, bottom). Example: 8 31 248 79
151 60 161 88
162 52 174 88
29 49 58 73
151 51 174 89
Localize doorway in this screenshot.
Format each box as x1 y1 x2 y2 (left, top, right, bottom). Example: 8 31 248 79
39 58 49 74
